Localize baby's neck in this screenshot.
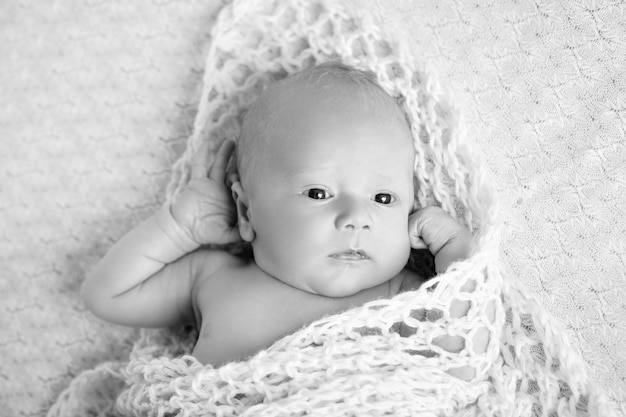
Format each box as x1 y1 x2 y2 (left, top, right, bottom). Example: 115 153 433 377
250 258 412 300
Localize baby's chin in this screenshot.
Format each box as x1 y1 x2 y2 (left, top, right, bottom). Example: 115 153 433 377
300 269 396 298
310 285 370 298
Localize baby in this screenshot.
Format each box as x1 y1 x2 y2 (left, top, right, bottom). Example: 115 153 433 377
81 63 476 368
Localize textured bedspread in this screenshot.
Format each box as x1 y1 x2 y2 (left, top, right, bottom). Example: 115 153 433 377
1 0 624 415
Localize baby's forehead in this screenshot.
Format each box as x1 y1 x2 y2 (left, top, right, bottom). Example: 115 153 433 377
237 64 413 188
267 68 394 113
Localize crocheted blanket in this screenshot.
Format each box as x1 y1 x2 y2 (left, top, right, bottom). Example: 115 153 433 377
0 0 613 416
43 1 618 416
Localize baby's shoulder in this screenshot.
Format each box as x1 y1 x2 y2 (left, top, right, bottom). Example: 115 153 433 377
187 248 246 285
188 249 250 323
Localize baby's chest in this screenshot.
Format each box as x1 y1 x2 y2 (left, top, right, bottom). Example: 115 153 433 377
192 267 354 366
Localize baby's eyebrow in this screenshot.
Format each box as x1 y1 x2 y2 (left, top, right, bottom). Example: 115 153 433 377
285 167 333 177
287 168 402 184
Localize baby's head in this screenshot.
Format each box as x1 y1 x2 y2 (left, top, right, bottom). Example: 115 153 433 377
232 63 415 297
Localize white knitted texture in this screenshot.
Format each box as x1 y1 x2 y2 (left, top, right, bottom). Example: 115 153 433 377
107 1 612 416
48 1 614 416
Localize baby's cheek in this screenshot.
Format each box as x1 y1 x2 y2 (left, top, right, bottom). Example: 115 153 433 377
397 220 413 256
379 222 411 268
396 234 412 265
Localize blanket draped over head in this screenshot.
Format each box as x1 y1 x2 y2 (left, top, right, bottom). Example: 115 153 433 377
49 0 613 416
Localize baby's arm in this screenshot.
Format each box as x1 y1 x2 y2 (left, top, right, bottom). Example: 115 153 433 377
81 140 239 328
409 207 491 380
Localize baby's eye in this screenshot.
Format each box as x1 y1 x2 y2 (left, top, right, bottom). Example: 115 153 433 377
374 193 395 204
305 188 331 200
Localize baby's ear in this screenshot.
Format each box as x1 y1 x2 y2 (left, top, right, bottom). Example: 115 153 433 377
231 181 255 242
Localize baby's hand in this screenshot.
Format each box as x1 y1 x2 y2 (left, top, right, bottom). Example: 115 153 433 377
170 140 240 245
409 206 473 273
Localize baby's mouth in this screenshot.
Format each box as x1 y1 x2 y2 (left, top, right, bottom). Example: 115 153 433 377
329 249 370 261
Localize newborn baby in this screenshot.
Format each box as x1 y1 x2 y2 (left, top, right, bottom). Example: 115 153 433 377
81 63 475 368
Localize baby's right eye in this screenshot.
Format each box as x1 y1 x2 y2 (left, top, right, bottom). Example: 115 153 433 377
305 188 331 200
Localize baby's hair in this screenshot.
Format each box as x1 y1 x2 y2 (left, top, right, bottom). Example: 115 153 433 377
236 62 408 191
296 61 380 92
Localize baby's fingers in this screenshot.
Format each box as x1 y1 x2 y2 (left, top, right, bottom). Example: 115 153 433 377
208 140 236 184
410 236 428 250
408 211 429 249
409 206 451 251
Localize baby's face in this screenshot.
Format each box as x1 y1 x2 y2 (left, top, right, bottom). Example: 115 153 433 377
242 92 415 297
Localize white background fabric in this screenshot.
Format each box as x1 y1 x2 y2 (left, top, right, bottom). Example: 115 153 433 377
1 0 624 415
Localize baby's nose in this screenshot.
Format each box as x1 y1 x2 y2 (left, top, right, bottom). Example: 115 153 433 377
334 198 371 231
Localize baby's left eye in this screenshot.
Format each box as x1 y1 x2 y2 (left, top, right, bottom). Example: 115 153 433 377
374 193 395 204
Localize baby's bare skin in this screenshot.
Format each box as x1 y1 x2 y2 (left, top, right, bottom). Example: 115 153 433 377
189 252 411 365
81 64 478 372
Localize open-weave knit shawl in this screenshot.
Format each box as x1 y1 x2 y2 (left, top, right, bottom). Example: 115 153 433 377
49 0 613 416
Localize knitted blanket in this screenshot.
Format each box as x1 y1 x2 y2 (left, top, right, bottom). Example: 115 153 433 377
46 0 616 416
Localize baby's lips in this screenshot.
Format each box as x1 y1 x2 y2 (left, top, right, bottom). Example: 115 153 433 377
328 249 370 260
